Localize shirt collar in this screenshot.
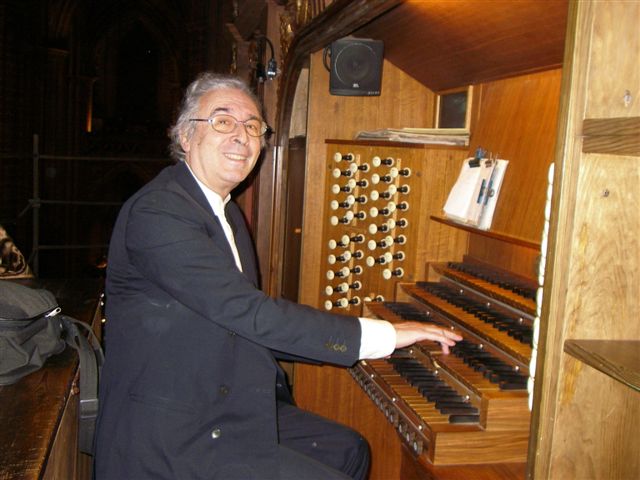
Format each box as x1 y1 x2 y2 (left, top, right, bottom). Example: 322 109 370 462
183 161 231 219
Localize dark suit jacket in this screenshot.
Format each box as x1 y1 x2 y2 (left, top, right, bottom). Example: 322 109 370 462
94 162 361 479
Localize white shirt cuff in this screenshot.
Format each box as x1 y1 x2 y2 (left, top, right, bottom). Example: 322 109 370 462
358 317 396 359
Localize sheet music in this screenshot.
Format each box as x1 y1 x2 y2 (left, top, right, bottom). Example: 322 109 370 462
356 128 470 146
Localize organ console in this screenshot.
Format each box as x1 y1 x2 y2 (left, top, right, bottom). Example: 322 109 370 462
305 139 542 477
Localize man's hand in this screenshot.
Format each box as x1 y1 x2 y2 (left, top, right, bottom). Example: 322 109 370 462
394 322 462 354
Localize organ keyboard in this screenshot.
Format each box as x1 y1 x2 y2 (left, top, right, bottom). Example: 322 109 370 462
350 259 535 466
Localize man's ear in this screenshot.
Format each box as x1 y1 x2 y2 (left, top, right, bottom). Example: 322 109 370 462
179 132 191 153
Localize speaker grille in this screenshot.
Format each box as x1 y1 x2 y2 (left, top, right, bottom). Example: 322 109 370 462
330 38 384 96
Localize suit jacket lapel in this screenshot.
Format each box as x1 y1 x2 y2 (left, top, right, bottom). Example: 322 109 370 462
225 202 259 287
172 161 214 217
171 162 259 287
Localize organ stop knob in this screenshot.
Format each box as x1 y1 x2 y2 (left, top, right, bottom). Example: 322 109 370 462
324 298 348 310
382 267 404 279
333 152 354 162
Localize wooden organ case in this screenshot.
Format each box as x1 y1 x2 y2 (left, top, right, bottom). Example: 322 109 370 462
294 51 561 479
283 2 638 479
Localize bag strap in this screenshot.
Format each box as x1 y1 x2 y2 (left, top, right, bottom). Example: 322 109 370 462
61 315 104 455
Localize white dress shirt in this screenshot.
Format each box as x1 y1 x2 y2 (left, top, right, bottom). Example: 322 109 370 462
186 163 396 360
187 164 243 272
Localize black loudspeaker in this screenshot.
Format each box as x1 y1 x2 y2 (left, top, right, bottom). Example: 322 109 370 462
330 37 384 96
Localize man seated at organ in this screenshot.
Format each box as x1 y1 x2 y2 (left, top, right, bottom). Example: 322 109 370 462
93 72 462 480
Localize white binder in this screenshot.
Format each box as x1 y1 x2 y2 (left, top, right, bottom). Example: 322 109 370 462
443 157 508 228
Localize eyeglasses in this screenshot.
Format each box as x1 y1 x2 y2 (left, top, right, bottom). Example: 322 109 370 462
189 114 271 137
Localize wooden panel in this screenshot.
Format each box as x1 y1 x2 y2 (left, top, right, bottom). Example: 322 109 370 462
294 363 404 480
563 153 639 340
403 447 526 480
526 1 593 475
468 70 563 243
585 0 640 119
541 153 639 476
528 1 640 478
412 151 470 275
549 357 640 479
435 430 529 465
281 136 307 302
356 0 568 92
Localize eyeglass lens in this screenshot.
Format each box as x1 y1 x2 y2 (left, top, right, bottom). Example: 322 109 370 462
210 114 265 137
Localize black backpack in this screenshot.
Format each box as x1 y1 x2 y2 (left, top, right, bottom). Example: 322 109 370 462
0 280 104 455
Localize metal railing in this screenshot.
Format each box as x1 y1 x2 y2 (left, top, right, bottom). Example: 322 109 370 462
18 134 171 276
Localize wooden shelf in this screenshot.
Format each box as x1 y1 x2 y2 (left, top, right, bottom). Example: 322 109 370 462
430 215 541 250
564 340 640 392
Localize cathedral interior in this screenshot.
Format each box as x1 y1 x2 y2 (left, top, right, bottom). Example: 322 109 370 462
1 0 278 279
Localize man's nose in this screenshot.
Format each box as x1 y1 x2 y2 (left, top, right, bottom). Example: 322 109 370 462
231 120 250 144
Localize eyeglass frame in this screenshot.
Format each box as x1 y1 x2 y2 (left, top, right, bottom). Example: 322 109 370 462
188 113 272 138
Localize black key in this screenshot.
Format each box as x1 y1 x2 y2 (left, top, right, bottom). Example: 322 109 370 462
440 405 479 415
435 400 474 409
449 414 480 424
424 390 460 402
499 380 528 390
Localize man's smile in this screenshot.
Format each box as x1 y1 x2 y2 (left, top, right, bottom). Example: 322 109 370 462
224 152 249 161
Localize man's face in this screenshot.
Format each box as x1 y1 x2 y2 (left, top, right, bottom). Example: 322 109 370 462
181 87 263 197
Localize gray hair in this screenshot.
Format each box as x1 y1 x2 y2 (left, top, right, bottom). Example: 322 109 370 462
168 73 266 161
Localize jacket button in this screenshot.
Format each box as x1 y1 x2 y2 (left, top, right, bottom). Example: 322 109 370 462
211 428 222 439
219 385 229 395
